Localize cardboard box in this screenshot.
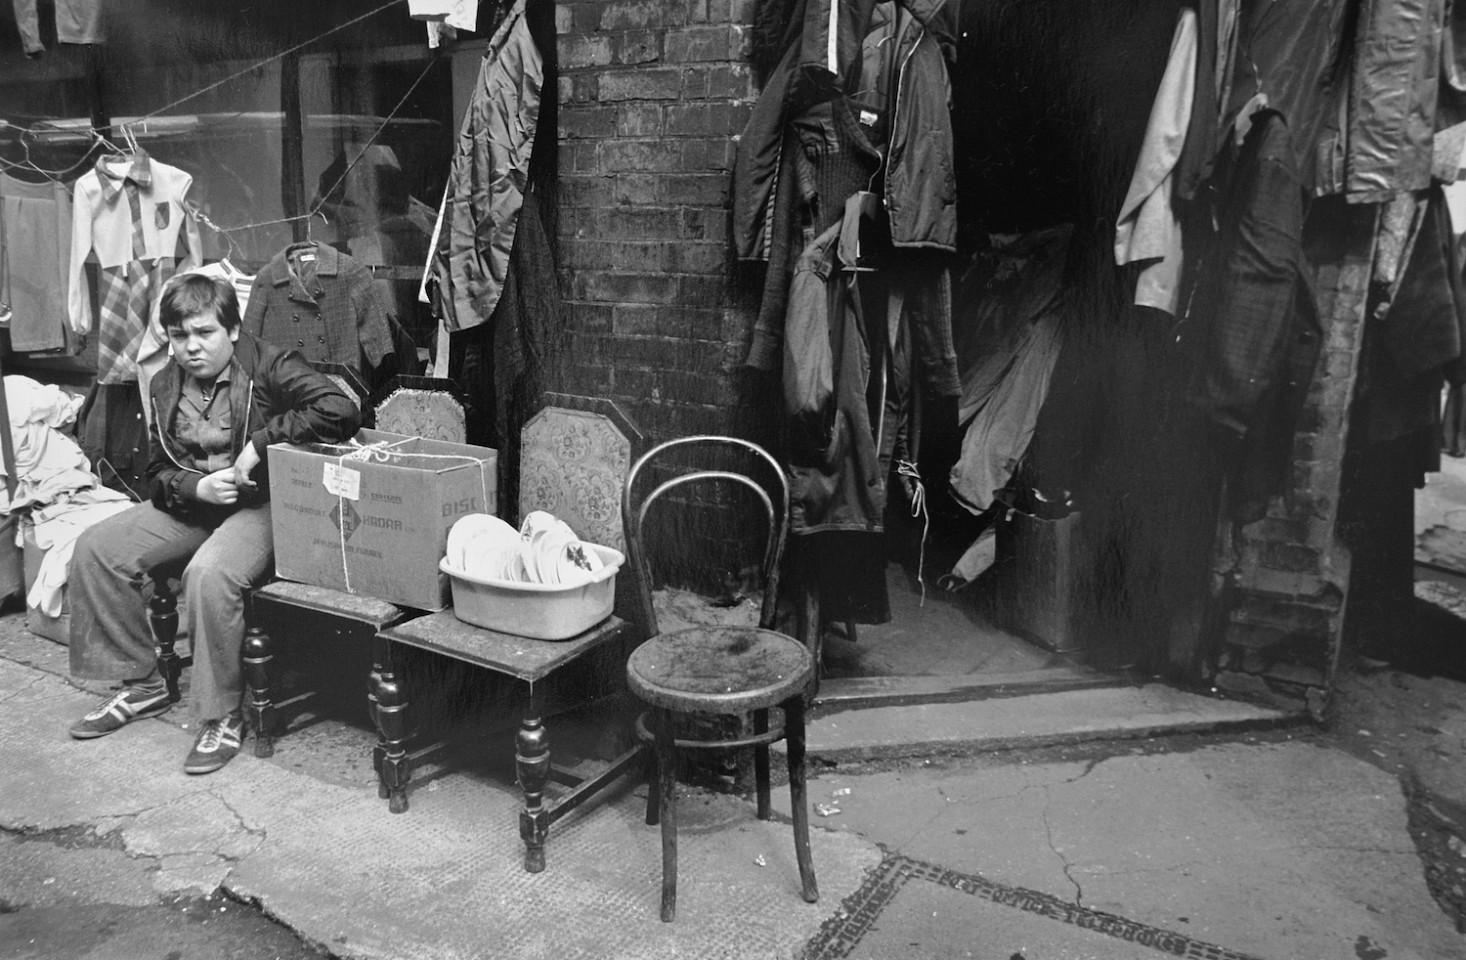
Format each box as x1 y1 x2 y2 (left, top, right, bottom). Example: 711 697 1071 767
268 428 497 610
21 515 69 645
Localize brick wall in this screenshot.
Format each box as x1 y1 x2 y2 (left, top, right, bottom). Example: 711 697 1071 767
1216 200 1380 715
555 0 759 444
555 0 771 588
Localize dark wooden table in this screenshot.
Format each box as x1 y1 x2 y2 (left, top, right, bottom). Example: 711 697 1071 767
376 610 642 872
248 580 419 764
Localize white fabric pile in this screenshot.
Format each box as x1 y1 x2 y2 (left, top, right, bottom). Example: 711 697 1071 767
0 375 133 615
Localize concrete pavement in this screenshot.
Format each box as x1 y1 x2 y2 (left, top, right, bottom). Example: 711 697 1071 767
1 615 1462 960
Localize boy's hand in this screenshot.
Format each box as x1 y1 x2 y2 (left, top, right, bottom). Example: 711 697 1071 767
196 469 241 505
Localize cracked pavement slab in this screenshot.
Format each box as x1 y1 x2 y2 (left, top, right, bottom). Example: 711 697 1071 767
125 792 265 862
777 740 1462 960
0 642 880 960
5 617 1463 960
0 831 158 910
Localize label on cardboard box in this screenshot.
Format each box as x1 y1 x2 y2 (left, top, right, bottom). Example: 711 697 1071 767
322 462 361 500
268 428 497 610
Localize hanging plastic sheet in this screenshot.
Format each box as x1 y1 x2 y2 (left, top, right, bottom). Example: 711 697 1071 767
1346 0 1444 202
425 0 540 334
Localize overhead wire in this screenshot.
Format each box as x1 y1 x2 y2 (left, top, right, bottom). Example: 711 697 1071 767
119 0 408 133
0 0 410 183
191 47 444 238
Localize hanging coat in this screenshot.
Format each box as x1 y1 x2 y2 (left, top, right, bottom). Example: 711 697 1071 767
426 0 541 333
1184 109 1319 520
733 0 960 264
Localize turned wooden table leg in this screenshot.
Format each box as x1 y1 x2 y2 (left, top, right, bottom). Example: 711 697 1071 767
375 650 411 814
242 624 274 758
149 579 183 703
517 705 551 874
369 634 389 797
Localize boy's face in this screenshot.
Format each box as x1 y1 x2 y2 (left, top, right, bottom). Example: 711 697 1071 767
167 309 238 382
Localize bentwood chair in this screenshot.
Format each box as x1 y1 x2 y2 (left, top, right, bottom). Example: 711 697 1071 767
621 435 818 921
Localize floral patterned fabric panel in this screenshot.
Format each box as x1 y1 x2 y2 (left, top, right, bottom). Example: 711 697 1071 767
519 407 630 551
374 388 467 444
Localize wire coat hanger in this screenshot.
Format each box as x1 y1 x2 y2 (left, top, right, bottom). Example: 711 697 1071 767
190 203 245 264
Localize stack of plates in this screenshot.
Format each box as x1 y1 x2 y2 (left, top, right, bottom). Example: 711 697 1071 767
444 510 605 587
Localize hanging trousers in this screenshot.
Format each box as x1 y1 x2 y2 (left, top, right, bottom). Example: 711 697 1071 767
67 501 273 720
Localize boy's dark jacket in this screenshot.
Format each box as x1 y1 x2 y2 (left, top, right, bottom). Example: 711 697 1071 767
147 330 361 519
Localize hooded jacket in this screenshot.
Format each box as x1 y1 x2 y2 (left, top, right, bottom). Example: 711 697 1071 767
734 0 959 262
147 330 361 520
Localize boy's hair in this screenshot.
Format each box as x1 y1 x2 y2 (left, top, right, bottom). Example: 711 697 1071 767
159 274 241 333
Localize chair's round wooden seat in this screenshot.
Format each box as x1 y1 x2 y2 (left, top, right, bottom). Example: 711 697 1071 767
626 625 814 715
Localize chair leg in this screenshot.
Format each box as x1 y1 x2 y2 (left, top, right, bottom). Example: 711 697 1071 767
783 696 818 903
149 578 183 703
643 727 660 826
655 708 679 922
374 655 411 814
242 625 274 759
754 708 771 820
796 574 824 696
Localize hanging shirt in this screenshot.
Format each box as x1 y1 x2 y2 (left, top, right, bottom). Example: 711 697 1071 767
68 150 201 383
55 0 104 43
1 173 72 352
12 0 43 55
1114 6 1196 316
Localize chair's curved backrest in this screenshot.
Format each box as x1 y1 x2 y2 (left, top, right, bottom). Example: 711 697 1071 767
521 404 633 551
371 376 467 444
621 436 789 639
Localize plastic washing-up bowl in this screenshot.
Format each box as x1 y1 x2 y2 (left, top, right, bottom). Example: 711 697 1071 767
438 543 625 641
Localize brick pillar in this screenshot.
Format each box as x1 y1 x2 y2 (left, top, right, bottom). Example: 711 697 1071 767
556 0 758 442
1217 200 1380 716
